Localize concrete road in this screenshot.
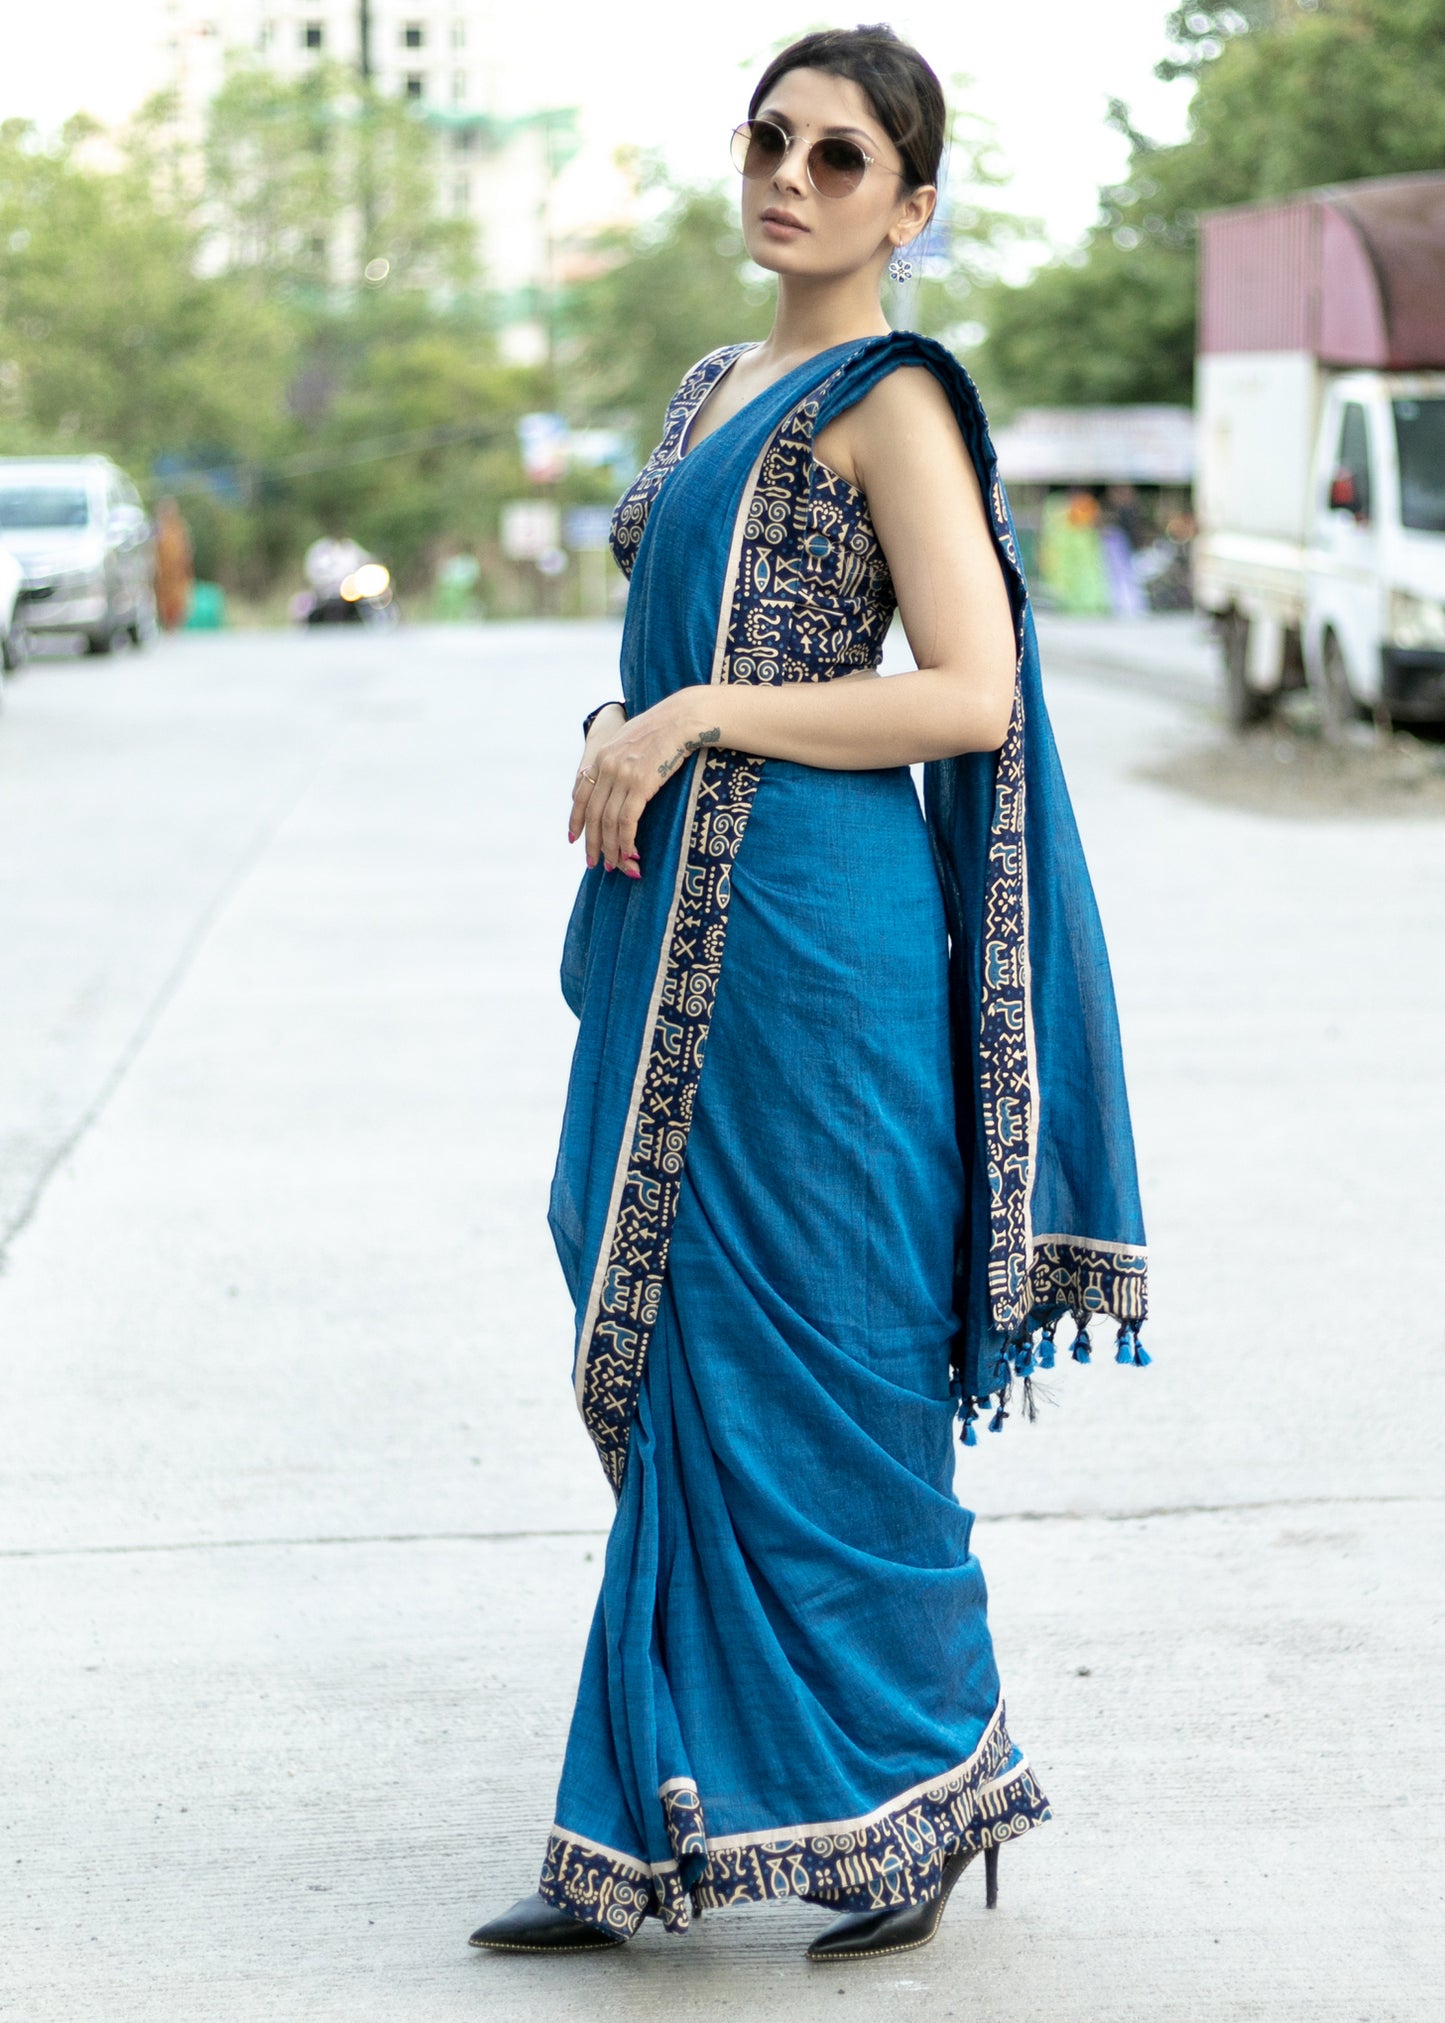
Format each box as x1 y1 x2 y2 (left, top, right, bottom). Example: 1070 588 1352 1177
1 618 1441 2022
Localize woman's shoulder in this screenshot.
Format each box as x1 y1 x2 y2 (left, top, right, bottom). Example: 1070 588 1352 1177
814 351 964 492
816 333 993 478
846 358 958 427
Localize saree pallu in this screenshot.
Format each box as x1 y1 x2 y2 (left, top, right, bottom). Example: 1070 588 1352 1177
541 335 1146 1935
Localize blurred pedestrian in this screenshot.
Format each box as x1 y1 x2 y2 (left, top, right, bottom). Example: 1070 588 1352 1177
1101 488 1147 617
152 497 193 631
1039 487 1111 612
469 24 1147 1969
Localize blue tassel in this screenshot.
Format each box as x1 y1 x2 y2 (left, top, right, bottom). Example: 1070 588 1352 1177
1038 1327 1057 1370
1013 1338 1035 1378
1072 1325 1093 1365
953 1379 981 1447
988 1400 1008 1432
1115 1325 1133 1365
1133 1337 1152 1368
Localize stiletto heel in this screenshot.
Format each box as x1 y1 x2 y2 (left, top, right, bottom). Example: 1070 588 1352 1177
805 1840 998 1962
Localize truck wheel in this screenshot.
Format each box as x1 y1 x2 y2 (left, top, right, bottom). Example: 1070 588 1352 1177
85 627 116 656
1222 613 1273 730
1318 633 1357 744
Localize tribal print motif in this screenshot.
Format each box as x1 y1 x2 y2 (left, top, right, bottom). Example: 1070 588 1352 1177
538 1701 1050 1937
608 347 749 578
658 1778 708 1863
972 460 1038 1341
723 377 896 686
1028 1238 1148 1325
978 691 1034 1334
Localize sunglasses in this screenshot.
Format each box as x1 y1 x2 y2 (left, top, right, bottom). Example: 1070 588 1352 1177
729 118 901 200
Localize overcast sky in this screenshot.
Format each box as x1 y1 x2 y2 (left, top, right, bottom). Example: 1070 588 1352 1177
2 2 1195 260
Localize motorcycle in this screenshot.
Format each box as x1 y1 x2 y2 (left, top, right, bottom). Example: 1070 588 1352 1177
293 536 399 627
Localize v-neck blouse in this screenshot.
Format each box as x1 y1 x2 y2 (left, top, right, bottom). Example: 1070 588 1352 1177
607 345 896 690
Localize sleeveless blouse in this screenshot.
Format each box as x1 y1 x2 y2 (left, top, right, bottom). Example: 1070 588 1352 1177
610 345 896 687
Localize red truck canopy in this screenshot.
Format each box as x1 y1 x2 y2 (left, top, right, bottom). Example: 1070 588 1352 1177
1198 173 1445 369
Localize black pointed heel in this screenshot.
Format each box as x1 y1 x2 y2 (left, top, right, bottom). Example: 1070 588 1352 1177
805 1841 999 1963
468 1893 628 1954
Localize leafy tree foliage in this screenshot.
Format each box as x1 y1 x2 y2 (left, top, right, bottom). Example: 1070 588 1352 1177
0 68 534 593
0 113 293 478
202 60 475 293
975 0 1445 413
560 179 772 442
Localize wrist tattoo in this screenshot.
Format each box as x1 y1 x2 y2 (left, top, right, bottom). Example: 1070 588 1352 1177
658 726 721 781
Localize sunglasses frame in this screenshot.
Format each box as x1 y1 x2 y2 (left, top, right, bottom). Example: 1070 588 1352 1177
729 118 902 200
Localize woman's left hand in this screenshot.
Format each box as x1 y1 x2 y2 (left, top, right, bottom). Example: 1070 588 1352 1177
569 691 721 879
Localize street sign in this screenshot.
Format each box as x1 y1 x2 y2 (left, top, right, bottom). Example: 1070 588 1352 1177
517 412 568 484
563 506 614 552
500 501 561 561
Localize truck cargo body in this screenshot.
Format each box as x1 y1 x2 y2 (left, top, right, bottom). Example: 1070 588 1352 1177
1193 176 1445 727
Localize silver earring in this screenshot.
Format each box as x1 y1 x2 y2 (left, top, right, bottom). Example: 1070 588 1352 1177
888 248 914 284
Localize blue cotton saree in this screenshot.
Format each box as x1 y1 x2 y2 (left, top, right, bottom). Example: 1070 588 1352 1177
541 334 1147 1936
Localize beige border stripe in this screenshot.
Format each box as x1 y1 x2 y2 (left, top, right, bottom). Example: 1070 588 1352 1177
549 1701 1015 1876
1030 1232 1147 1257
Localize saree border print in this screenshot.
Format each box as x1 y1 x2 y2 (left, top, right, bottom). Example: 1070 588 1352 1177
538 1698 1051 1936
962 471 1149 1365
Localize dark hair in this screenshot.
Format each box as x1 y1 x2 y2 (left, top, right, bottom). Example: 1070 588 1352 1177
747 24 945 191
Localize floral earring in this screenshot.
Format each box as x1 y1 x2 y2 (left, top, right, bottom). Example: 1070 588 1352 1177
887 245 914 284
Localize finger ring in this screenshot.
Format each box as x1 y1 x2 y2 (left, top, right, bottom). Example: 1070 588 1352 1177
580 767 599 784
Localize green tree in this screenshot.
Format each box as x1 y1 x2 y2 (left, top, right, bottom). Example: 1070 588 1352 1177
202 59 475 293
905 83 1043 351
975 0 1445 412
560 177 772 441
0 114 293 474
281 294 544 576
0 64 537 596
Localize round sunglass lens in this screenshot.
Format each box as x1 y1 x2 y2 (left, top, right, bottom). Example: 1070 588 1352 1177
811 137 868 197
732 121 787 178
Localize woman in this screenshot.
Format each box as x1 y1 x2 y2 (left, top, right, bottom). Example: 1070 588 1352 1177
470 24 1146 1965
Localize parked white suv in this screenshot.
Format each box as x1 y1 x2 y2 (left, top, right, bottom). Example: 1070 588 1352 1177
0 545 28 680
0 456 156 655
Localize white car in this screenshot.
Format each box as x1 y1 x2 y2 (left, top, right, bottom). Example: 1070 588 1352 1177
0 543 27 679
0 455 155 656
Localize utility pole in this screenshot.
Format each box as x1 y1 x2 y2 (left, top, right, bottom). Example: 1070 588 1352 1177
357 0 375 264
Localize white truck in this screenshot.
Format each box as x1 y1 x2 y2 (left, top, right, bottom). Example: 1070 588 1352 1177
1192 173 1445 731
